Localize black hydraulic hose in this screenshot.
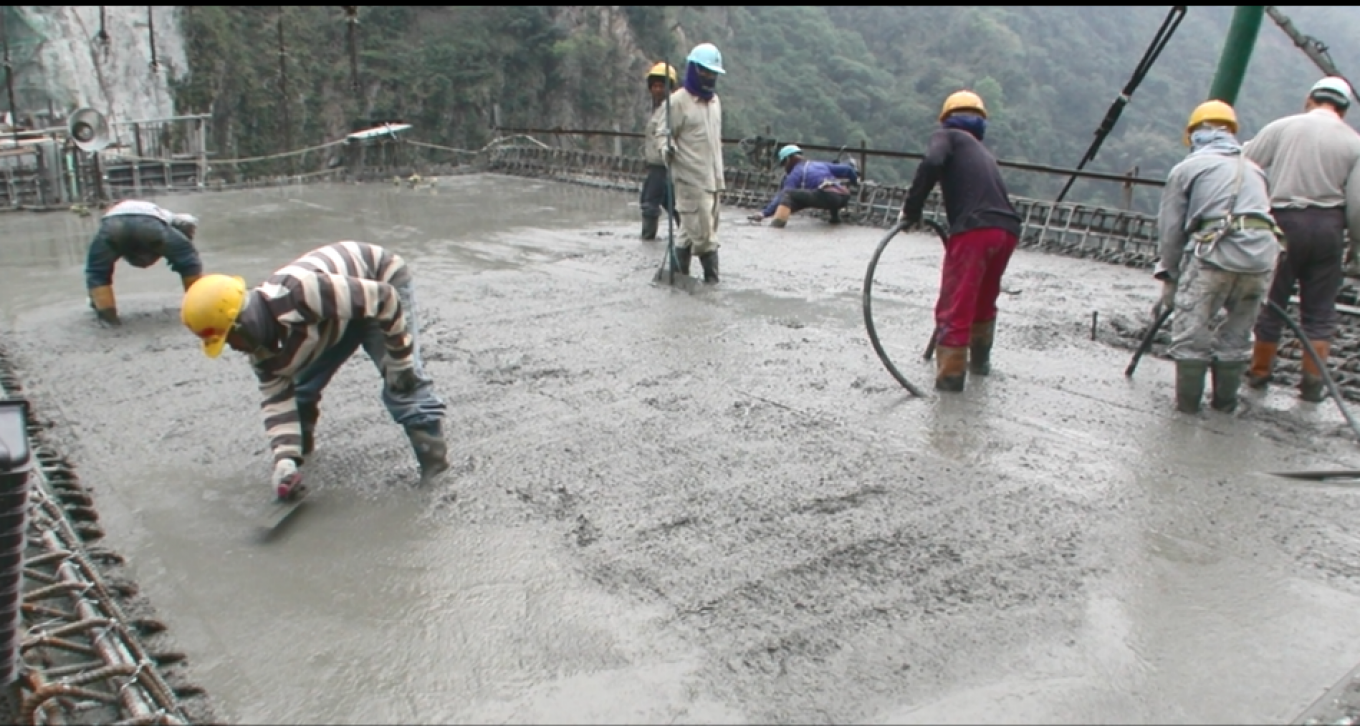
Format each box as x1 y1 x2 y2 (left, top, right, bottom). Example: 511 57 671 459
1055 5 1187 203
862 219 949 398
1266 299 1360 441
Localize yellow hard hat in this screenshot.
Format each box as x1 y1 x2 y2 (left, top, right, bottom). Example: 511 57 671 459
646 62 677 86
940 90 987 122
181 273 247 359
1184 100 1238 145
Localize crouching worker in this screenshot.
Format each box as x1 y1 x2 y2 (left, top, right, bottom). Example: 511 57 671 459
1154 100 1282 414
180 241 450 500
86 199 203 326
749 145 858 227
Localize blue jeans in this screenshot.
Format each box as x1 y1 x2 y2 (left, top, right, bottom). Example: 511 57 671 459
292 278 446 431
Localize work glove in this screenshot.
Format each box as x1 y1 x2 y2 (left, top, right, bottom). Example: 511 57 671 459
384 356 419 396
747 213 765 225
896 209 919 232
1345 245 1360 277
272 459 303 500
664 145 676 164
1152 279 1177 319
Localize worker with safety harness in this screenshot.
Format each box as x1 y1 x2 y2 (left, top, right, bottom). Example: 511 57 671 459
85 199 203 326
749 145 859 227
897 90 1021 393
640 61 681 240
652 42 725 284
1154 101 1282 414
1243 76 1360 402
180 241 450 501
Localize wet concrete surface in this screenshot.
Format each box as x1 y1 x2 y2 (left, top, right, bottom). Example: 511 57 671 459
3 175 1360 723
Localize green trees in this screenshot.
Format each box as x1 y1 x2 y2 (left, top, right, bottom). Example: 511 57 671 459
170 5 1360 207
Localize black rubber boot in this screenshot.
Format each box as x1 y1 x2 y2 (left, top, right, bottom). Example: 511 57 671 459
641 215 659 240
1210 360 1246 413
699 250 719 284
828 209 842 224
298 401 320 456
675 245 693 276
1175 360 1209 414
405 422 450 486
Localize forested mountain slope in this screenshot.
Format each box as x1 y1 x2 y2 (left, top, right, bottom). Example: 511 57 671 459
172 6 1360 206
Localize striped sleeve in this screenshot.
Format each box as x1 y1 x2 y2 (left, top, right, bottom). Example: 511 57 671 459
255 368 303 464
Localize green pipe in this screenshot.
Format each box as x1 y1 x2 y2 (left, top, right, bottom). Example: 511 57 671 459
1208 6 1265 104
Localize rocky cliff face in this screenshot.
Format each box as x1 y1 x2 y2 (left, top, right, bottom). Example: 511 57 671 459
5 6 184 128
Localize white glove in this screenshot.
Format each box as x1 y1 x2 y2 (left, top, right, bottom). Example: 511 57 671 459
272 459 302 500
1152 279 1177 318
1345 246 1360 277
384 356 418 395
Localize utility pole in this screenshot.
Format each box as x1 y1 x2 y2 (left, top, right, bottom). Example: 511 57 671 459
344 7 361 108
277 7 293 172
0 8 17 147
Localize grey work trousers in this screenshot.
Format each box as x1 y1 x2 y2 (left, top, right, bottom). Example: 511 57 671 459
1168 257 1270 363
1253 207 1347 343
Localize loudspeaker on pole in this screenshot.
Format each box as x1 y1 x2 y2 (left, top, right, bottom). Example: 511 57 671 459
67 107 111 153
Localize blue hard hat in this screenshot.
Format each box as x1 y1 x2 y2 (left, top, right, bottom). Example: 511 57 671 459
687 43 726 74
777 144 802 163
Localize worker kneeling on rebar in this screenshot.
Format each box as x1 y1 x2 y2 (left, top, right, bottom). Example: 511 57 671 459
749 145 858 227
898 90 1021 393
180 242 450 500
85 199 203 326
1154 101 1282 415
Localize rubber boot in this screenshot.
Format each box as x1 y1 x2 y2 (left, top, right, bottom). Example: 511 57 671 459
935 346 968 393
1174 360 1209 414
89 285 120 326
699 250 719 284
1245 340 1278 389
1299 340 1332 403
771 204 792 229
406 422 451 486
1210 360 1247 413
640 215 659 241
968 320 996 376
674 245 693 276
828 207 842 225
181 273 204 292
298 401 319 456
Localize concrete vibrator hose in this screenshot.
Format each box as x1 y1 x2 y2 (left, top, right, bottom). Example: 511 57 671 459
861 219 949 398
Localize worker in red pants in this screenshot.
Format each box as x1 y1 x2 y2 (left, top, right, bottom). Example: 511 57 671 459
898 90 1022 392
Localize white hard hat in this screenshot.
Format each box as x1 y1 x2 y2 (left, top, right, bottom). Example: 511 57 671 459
1309 76 1353 108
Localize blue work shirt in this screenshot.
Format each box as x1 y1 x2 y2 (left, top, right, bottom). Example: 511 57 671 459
762 160 859 217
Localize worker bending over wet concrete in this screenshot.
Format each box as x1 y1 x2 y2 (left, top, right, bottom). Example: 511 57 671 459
1154 101 1282 414
898 90 1021 392
180 241 450 500
85 199 203 326
653 42 726 284
749 145 859 227
640 61 681 240
1244 76 1360 402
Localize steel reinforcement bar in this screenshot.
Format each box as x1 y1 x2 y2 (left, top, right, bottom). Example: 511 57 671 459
0 345 212 725
482 144 1360 404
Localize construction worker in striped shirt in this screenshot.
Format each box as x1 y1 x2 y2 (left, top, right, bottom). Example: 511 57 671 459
86 199 203 326
180 241 450 500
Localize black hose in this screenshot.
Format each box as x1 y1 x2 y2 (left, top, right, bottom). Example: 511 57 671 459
862 219 949 398
1055 5 1187 203
1266 299 1360 441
